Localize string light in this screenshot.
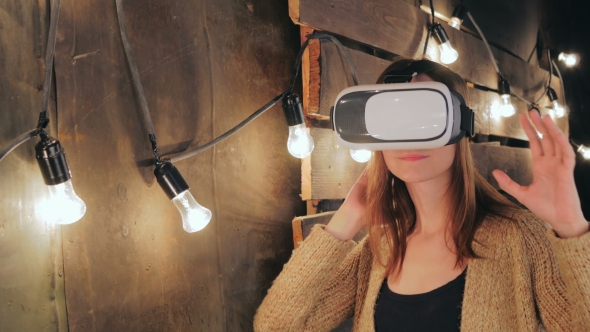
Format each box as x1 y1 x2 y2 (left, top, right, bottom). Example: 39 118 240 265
497 79 516 117
449 5 468 30
282 93 315 158
546 87 567 118
155 162 211 233
571 141 590 160
558 52 578 67
35 135 86 224
350 149 372 163
432 23 459 64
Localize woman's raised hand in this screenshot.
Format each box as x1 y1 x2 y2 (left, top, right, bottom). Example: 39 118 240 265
325 170 368 241
492 110 588 238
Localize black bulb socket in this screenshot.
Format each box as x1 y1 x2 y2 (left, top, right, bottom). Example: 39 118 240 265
498 79 511 96
451 4 468 21
35 136 72 186
154 162 189 200
547 87 558 102
282 92 305 127
432 23 450 44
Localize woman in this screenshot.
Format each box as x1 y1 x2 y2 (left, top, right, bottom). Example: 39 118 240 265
254 58 590 331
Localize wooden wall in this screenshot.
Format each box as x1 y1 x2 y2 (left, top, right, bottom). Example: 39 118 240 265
0 1 68 331
290 0 565 201
1 0 303 331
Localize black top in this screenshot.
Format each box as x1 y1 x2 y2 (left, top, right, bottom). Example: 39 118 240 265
374 269 467 332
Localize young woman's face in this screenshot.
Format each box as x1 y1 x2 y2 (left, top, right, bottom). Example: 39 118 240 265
381 74 456 184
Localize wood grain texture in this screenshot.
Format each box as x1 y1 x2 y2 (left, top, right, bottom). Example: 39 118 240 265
54 0 303 331
304 128 534 199
290 0 567 139
303 128 366 200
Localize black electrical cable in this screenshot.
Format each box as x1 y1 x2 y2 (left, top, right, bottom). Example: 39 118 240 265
38 0 61 130
289 33 359 92
166 93 286 162
422 0 435 56
164 33 359 163
0 129 41 163
115 0 162 164
0 0 60 163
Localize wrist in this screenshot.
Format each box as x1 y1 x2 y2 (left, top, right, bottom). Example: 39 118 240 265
325 203 365 241
554 220 589 239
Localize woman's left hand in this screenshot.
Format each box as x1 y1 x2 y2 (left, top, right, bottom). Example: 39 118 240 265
492 110 588 239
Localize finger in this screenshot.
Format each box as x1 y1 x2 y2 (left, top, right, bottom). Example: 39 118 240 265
542 115 563 160
492 169 525 202
520 112 543 159
530 111 556 156
543 114 576 163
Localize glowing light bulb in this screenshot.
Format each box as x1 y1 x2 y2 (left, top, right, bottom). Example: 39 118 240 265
350 149 371 163
498 94 516 117
39 179 86 225
172 190 212 233
287 123 314 158
558 52 578 67
439 41 459 64
578 145 590 160
449 5 467 30
35 136 86 225
155 162 212 233
449 17 462 30
551 100 567 118
282 93 315 158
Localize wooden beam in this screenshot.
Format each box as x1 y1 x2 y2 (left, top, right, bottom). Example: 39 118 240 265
304 127 535 199
290 0 567 140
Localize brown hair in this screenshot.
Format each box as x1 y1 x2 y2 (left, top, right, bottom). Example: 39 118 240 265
367 57 520 277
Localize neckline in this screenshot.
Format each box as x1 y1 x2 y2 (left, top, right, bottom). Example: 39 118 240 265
381 268 467 302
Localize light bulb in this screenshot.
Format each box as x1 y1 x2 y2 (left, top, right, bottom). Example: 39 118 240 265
172 190 212 233
350 149 371 163
155 161 212 233
287 123 314 158
432 23 459 64
558 52 578 67
35 136 86 225
39 179 86 225
578 145 590 160
498 94 516 117
449 17 462 30
282 93 315 158
449 5 467 30
551 100 567 118
439 41 459 64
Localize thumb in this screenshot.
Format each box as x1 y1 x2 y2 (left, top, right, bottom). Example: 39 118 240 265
492 169 524 201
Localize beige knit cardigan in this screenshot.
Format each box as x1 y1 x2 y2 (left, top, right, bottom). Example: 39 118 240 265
254 212 590 331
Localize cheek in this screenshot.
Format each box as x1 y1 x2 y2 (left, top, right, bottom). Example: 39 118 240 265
382 146 455 183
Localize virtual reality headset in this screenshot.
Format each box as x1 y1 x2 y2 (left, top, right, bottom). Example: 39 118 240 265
330 62 475 151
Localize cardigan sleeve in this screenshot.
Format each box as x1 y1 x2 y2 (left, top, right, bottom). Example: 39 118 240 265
253 224 367 332
520 213 590 331
544 224 590 331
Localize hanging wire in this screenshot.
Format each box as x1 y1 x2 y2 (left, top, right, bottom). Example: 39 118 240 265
115 0 162 164
422 0 436 56
164 33 359 163
166 93 286 162
38 0 61 130
0 0 61 164
466 11 501 78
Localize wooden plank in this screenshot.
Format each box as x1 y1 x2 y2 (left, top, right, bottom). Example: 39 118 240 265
292 212 367 248
291 0 567 140
54 0 306 331
303 128 366 200
305 128 534 199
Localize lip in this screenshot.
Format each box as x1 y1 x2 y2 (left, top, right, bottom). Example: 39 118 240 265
398 154 428 161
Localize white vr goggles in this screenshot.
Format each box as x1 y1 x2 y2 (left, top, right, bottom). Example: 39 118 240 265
330 64 474 151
